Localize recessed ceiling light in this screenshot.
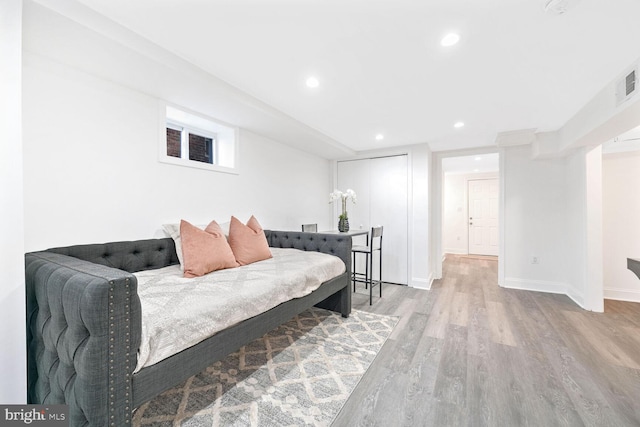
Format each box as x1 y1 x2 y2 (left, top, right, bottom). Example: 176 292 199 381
375 134 384 141
306 77 319 88
454 121 465 128
474 156 482 161
473 168 480 172
441 33 460 47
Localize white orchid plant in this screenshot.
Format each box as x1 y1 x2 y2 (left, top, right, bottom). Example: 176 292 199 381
329 189 357 220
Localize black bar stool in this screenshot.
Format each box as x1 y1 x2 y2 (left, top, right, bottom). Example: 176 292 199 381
351 226 383 305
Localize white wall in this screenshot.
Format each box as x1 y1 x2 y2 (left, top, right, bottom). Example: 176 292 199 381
443 174 467 254
22 12 332 251
603 150 640 301
502 145 570 294
562 147 588 307
0 0 27 403
443 172 498 255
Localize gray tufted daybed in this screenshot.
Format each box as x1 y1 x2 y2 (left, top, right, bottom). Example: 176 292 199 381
25 230 351 427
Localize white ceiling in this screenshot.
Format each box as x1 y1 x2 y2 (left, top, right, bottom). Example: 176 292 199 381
71 0 640 154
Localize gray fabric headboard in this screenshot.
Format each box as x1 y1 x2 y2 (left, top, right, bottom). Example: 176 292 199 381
47 237 179 273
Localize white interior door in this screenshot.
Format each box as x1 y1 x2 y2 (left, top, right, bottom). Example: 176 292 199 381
468 178 499 256
337 155 408 285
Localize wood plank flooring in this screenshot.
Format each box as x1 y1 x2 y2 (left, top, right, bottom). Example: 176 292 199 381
333 254 640 426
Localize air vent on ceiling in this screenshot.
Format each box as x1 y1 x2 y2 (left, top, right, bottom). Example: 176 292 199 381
616 68 637 106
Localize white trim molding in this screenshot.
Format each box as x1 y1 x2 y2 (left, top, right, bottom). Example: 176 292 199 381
503 277 586 310
410 277 432 290
444 248 468 255
604 288 640 303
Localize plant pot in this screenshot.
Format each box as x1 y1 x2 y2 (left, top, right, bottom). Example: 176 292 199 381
338 217 350 232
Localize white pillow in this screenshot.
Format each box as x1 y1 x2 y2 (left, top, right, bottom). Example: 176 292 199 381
163 221 230 270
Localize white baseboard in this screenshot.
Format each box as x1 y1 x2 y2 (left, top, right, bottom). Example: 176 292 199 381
410 276 432 290
604 288 640 303
564 283 586 309
444 248 467 255
503 277 587 309
503 277 566 294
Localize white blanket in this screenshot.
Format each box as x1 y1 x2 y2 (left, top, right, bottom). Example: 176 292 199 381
133 248 346 371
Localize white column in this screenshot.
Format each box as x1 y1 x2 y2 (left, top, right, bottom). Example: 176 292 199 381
585 145 604 312
0 0 27 403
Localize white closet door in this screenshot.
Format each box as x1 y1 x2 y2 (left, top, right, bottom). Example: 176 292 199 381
337 155 408 285
370 156 408 284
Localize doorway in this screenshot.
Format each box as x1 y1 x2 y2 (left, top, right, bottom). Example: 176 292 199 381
601 127 640 302
441 153 499 257
433 150 501 283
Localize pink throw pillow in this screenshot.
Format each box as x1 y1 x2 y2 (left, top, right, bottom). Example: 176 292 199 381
181 219 238 278
228 215 273 266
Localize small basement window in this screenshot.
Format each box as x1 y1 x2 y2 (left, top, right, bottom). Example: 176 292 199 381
160 105 238 173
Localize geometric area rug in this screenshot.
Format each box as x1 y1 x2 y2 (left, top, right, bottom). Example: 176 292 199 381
133 308 399 427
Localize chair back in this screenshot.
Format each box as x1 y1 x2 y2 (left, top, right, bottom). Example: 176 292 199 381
302 223 318 232
371 226 383 250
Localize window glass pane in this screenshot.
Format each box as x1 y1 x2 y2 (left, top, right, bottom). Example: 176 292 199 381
166 127 182 158
163 105 237 173
189 133 214 164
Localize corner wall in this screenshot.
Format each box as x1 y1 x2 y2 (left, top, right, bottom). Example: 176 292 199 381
501 144 604 311
502 145 572 296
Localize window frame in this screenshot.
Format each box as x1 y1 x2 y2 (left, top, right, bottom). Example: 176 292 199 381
159 103 239 174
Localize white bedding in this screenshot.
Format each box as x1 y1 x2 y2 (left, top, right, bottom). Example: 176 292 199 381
133 247 346 371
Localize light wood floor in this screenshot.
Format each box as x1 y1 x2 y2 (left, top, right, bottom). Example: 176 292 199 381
333 254 640 426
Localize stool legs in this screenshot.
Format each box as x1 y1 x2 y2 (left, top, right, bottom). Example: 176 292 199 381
369 248 373 305
353 250 381 305
379 247 383 299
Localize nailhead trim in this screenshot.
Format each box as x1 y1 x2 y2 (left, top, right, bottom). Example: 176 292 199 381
124 278 132 425
107 277 134 426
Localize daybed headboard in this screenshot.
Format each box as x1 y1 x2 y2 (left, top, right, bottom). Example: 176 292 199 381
265 230 351 268
43 232 352 275
47 237 179 273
